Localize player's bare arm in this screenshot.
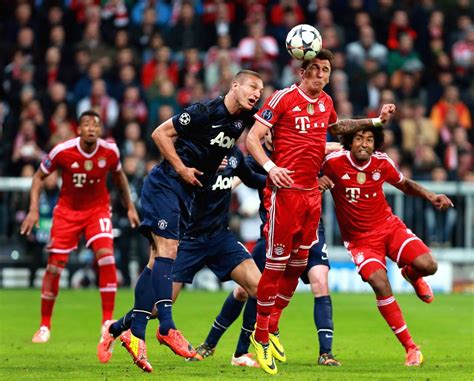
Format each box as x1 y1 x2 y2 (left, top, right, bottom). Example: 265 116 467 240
394 178 454 211
111 169 140 228
151 118 204 187
328 104 396 135
20 169 49 235
247 121 294 188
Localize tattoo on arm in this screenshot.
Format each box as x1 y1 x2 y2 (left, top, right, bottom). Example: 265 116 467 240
329 118 374 135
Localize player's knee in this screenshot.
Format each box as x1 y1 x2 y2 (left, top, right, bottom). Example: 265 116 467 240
310 277 329 296
367 272 390 295
46 255 67 275
422 255 438 275
234 286 250 301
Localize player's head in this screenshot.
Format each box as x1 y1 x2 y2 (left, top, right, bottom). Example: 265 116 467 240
342 127 384 162
229 70 264 112
77 110 101 144
300 48 333 95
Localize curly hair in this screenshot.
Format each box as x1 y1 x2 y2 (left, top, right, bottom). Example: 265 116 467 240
340 126 385 151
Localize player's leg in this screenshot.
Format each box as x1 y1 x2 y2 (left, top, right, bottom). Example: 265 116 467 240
388 223 436 303
233 237 266 362
32 253 68 343
33 206 80 343
362 261 422 365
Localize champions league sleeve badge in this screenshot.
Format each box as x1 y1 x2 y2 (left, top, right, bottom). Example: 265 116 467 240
262 109 273 121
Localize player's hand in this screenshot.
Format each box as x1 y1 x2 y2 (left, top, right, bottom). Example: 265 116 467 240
431 194 454 211
268 166 294 188
218 157 228 171
379 104 396 124
127 207 141 229
20 210 39 236
177 166 204 187
325 142 342 154
318 175 334 192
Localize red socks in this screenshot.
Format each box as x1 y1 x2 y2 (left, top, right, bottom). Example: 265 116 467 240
377 295 417 351
97 255 117 323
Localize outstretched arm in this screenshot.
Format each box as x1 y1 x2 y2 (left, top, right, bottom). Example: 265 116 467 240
394 178 454 211
151 118 203 186
246 121 294 188
20 169 48 235
112 169 140 228
328 104 396 135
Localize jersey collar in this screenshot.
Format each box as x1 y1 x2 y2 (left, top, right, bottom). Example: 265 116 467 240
296 85 319 103
76 137 99 158
346 151 372 171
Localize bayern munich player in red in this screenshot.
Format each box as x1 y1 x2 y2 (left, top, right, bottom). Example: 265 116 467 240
21 110 140 344
246 48 397 374
323 126 453 366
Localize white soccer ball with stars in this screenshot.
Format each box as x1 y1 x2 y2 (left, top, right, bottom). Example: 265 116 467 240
285 24 322 61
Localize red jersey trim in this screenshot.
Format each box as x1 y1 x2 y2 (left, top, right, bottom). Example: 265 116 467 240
98 139 121 171
346 151 372 171
49 138 77 160
268 86 295 109
76 137 100 158
323 149 346 164
254 114 273 128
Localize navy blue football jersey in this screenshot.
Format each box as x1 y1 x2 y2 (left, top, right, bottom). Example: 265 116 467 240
184 146 265 238
168 96 257 187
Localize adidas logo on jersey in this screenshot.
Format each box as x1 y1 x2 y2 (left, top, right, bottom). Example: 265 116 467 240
341 173 350 180
292 105 301 112
71 162 80 168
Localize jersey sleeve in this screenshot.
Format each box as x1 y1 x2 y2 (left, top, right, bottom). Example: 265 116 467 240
107 141 122 172
235 149 266 190
381 154 404 185
172 102 209 137
40 152 58 174
254 89 286 128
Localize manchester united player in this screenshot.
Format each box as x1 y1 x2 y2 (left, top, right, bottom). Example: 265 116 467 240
323 127 453 366
246 48 396 374
20 110 140 343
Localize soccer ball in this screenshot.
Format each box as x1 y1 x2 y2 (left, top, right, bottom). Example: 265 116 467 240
285 24 322 61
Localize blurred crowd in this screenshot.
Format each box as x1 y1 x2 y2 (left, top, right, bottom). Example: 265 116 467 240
1 0 473 270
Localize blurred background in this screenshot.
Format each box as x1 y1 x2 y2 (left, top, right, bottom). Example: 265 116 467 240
0 0 472 293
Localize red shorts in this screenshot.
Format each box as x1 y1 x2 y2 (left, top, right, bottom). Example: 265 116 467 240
263 187 321 261
344 216 430 281
47 205 114 254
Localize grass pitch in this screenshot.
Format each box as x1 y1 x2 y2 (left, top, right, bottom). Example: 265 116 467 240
0 289 472 380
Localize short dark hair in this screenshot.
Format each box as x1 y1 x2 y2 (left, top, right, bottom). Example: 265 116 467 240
234 70 263 82
301 48 334 70
340 126 385 151
78 110 100 124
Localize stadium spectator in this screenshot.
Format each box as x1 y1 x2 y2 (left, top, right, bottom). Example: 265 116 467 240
20 110 139 344
346 25 388 68
430 84 472 130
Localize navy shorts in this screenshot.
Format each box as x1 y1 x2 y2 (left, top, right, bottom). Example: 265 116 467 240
138 165 194 241
252 225 330 284
173 229 253 283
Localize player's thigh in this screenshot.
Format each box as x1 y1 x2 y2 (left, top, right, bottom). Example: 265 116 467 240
207 232 255 283
84 208 114 251
264 188 303 261
172 239 207 284
346 241 387 282
386 222 431 267
294 190 322 250
139 168 192 241
47 206 84 253
251 237 267 273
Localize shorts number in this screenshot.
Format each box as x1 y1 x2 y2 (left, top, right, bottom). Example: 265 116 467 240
99 218 111 232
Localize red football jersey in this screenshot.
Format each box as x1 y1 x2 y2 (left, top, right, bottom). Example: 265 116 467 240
255 85 337 189
40 137 121 210
322 150 404 241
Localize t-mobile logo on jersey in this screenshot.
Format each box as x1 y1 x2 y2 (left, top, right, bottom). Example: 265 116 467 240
345 187 361 203
295 116 310 133
72 173 87 188
295 117 325 133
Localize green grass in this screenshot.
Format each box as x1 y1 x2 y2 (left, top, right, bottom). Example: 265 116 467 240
0 290 472 380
